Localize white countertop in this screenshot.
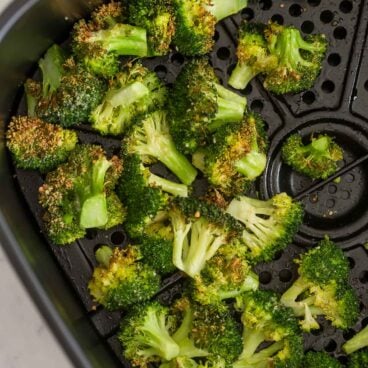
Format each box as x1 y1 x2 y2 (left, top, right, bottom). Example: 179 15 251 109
0 1 74 367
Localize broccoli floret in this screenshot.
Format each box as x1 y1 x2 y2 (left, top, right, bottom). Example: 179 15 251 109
226 193 304 263
119 301 180 366
347 348 368 368
123 110 197 185
72 2 150 77
6 116 77 172
89 245 160 310
303 351 342 368
161 356 226 368
27 45 106 127
191 242 259 306
234 290 303 368
281 134 343 180
169 197 242 278
128 0 175 55
173 0 248 55
91 62 167 135
263 23 328 94
229 22 278 90
169 58 247 154
281 237 359 331
39 144 124 244
343 325 368 355
193 112 268 195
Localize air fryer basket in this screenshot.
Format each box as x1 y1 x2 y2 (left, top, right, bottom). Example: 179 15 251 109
3 0 368 366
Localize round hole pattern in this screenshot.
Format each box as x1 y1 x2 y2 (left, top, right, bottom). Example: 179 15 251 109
259 271 272 284
328 53 341 66
171 53 185 66
303 91 315 105
86 229 98 240
241 8 254 21
322 80 335 93
260 0 272 10
320 10 334 23
289 4 303 17
324 339 337 352
154 65 167 78
217 47 231 60
334 26 347 40
340 0 353 13
279 269 293 282
271 14 284 25
308 0 321 6
359 271 368 284
251 99 264 113
111 231 125 245
302 21 315 34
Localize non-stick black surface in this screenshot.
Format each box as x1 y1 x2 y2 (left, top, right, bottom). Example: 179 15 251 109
12 0 368 365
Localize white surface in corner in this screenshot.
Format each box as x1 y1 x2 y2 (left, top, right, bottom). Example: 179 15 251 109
0 0 73 367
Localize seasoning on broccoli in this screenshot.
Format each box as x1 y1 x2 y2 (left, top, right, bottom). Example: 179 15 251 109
234 290 303 368
228 22 278 90
169 58 247 154
282 133 343 180
119 301 180 366
169 197 242 278
263 22 328 94
226 193 304 263
6 116 77 172
89 245 161 310
281 237 359 331
173 0 248 55
303 351 343 368
39 144 125 245
128 0 175 56
72 2 150 77
192 112 268 195
90 62 167 136
25 45 106 127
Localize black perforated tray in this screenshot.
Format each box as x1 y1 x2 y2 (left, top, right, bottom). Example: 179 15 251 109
12 0 368 366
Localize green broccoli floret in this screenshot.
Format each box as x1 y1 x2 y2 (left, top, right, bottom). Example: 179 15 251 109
281 237 359 331
6 116 77 172
281 134 343 180
72 2 150 77
343 325 368 355
191 242 259 306
192 112 268 195
234 290 303 368
161 356 226 368
173 0 248 55
347 349 368 368
169 58 247 154
128 0 175 55
263 22 328 94
169 197 242 278
303 351 342 368
39 144 125 244
27 45 106 127
229 22 278 90
226 193 304 263
123 110 197 185
90 62 167 135
119 301 180 366
88 245 161 310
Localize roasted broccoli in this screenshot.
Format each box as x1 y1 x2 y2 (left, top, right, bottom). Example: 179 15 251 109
72 2 150 77
281 237 359 331
128 0 175 55
303 351 342 368
39 144 125 244
263 22 328 94
228 22 278 90
169 197 242 278
281 134 343 180
343 325 368 355
88 245 161 310
26 45 106 127
234 290 303 368
6 116 77 172
192 112 268 195
123 110 197 185
91 62 167 135
119 301 180 366
226 193 303 263
161 356 226 368
347 349 368 368
173 0 248 55
169 58 247 154
191 242 259 306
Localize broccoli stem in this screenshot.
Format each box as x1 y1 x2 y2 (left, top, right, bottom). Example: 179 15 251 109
91 24 148 56
243 341 284 365
343 326 368 355
239 329 266 360
235 151 267 180
228 63 258 90
206 0 248 21
109 81 149 107
95 246 113 267
148 173 188 197
39 44 66 97
24 82 38 117
209 85 247 131
218 271 259 299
